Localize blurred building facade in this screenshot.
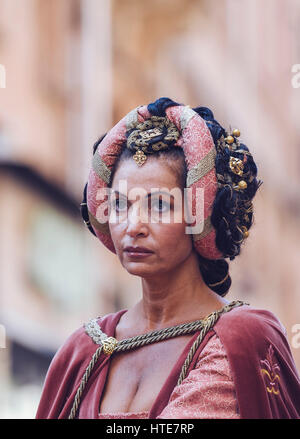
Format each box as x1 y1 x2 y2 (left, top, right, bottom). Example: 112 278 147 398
0 0 299 418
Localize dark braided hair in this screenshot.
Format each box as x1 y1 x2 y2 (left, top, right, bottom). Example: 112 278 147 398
81 98 263 297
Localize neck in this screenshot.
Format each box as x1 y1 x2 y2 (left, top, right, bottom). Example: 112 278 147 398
132 251 229 332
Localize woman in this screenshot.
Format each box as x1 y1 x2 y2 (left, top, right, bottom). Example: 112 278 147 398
36 97 300 419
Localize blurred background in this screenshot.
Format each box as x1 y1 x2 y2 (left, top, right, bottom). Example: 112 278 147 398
0 0 300 418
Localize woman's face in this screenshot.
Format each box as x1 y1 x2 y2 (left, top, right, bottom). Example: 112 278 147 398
108 156 194 278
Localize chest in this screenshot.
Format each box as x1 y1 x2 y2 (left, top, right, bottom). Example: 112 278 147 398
98 335 194 414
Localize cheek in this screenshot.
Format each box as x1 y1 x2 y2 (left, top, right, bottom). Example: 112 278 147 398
108 223 124 253
157 222 193 258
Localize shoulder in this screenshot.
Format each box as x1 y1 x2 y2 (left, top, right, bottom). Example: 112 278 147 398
216 303 286 335
40 311 121 387
210 303 300 419
48 322 99 372
214 303 289 357
83 317 109 345
50 308 123 368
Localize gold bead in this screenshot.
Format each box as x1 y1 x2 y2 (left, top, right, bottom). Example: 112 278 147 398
232 128 240 137
241 226 249 238
238 180 247 190
225 135 234 144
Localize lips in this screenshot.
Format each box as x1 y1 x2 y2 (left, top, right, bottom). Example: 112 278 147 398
124 246 153 253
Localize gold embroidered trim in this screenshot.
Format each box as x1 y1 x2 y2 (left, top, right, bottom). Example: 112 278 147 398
92 152 111 184
127 116 180 151
84 319 118 354
186 148 217 187
192 216 213 241
180 106 197 131
260 344 281 395
125 106 140 130
88 209 110 235
84 318 107 344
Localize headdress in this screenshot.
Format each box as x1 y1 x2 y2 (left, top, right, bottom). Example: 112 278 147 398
83 98 250 260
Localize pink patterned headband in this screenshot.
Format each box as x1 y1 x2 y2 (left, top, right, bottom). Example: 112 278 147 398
86 103 223 260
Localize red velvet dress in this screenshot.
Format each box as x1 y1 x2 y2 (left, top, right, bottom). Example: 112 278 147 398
36 305 300 419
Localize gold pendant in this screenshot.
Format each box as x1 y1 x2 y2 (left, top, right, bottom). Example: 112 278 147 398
133 149 147 166
102 337 118 355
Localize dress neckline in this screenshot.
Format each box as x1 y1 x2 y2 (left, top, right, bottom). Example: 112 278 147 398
96 303 249 417
97 308 203 417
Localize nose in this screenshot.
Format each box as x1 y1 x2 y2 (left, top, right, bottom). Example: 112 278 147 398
126 203 149 237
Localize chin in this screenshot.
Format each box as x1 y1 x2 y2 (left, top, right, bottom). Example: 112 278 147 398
124 261 170 279
124 263 155 276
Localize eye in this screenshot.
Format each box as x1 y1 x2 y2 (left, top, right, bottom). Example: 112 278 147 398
112 197 127 212
150 197 170 212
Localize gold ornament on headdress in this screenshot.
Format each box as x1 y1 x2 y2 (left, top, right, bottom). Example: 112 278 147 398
126 116 180 166
233 180 247 190
216 128 250 192
133 149 147 166
229 156 244 176
215 127 252 243
232 128 240 137
217 127 241 151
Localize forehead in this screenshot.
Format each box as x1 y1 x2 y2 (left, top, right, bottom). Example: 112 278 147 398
111 157 180 191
